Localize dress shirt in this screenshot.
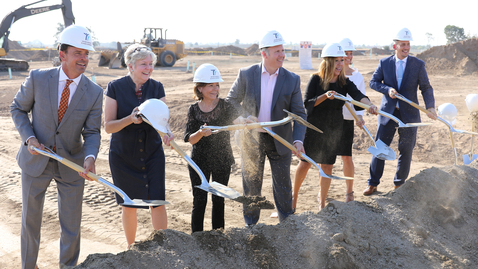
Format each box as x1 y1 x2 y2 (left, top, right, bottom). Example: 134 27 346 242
58 67 82 107
258 64 279 123
395 56 408 109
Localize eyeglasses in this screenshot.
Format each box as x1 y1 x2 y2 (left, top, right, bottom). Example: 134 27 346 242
132 46 152 54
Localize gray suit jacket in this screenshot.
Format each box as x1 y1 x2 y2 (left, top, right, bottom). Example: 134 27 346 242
226 63 306 155
10 67 103 178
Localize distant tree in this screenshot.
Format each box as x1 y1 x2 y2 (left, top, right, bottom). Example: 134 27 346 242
383 45 390 51
425 32 434 48
444 25 467 44
234 39 240 45
53 23 100 48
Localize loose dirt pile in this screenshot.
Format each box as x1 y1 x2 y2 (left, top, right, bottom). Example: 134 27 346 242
418 38 478 76
245 44 260 56
186 45 247 56
5 39 55 61
76 163 478 269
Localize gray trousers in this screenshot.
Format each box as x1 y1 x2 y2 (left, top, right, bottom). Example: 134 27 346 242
241 132 293 225
21 159 84 269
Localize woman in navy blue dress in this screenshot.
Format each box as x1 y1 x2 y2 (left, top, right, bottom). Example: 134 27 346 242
104 44 173 248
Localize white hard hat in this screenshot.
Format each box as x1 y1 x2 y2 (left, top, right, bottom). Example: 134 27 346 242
393 28 413 41
437 103 457 125
465 94 478 113
339 38 356 51
58 25 95 51
321 43 346 57
259 30 285 49
138 99 170 133
193 63 223 83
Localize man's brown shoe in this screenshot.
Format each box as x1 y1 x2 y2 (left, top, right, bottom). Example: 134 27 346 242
363 185 377 196
394 185 402 189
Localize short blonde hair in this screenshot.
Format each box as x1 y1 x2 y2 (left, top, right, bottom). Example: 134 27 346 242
124 44 157 73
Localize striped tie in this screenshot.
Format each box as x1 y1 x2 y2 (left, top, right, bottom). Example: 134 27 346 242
58 79 73 124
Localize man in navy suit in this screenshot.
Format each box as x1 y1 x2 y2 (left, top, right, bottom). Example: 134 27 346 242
363 28 437 195
226 30 306 225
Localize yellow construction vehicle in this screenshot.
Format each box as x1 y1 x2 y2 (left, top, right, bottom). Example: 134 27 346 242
0 0 75 71
99 27 186 69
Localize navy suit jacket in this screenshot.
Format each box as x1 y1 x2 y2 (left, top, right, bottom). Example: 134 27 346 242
226 63 306 155
370 55 435 125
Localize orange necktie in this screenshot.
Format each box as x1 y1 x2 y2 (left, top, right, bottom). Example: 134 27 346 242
58 79 73 124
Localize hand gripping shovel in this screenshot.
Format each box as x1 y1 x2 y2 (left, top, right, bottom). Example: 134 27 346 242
262 127 352 180
30 146 169 207
138 99 241 200
343 103 396 161
392 93 478 165
201 109 323 134
333 93 432 128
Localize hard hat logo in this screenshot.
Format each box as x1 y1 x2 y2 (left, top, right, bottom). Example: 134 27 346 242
58 25 95 51
260 30 285 49
321 43 346 57
193 63 224 83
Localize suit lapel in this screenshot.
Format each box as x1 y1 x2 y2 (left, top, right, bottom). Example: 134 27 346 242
390 55 399 90
254 64 262 111
400 57 411 90
49 69 60 127
59 75 86 126
271 67 284 113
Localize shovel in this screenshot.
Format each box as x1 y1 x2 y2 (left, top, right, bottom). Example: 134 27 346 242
463 126 478 165
202 109 323 134
333 93 432 128
393 93 478 135
139 115 241 200
392 93 478 165
30 146 169 207
344 103 396 161
262 127 352 180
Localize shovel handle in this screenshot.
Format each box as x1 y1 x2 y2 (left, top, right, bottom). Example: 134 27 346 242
263 127 298 153
31 146 100 182
344 103 362 123
393 93 430 114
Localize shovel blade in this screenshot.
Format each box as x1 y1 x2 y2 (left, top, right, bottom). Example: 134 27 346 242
195 181 241 199
121 199 170 207
463 154 478 165
367 140 397 160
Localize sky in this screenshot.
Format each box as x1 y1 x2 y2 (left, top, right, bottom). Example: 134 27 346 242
2 0 477 48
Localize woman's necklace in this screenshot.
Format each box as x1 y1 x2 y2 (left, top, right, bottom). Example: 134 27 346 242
200 99 218 112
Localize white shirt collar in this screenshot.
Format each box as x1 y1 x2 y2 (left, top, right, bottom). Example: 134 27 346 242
59 67 82 85
395 56 408 64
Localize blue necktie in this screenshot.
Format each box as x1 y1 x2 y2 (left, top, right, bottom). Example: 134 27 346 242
397 60 404 89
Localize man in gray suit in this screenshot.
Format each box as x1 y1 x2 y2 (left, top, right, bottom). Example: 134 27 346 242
10 25 103 269
226 30 306 226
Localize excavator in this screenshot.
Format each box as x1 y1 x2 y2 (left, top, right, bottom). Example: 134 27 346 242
0 0 75 71
99 28 187 69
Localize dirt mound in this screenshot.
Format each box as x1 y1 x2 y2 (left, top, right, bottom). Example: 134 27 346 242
417 38 478 76
76 163 478 268
7 39 25 50
245 44 260 56
369 47 393 55
186 45 246 56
